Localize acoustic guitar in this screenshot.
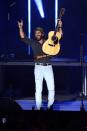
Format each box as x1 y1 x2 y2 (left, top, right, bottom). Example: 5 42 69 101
42 8 65 55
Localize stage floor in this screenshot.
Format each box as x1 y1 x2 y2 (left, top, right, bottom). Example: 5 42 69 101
15 95 87 111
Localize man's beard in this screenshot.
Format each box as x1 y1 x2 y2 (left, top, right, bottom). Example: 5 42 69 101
35 36 43 41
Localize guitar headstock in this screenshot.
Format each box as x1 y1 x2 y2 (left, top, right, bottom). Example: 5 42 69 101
56 8 65 31
59 8 65 19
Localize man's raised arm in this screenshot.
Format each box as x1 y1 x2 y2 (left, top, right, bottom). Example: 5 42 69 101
18 20 34 45
18 20 25 38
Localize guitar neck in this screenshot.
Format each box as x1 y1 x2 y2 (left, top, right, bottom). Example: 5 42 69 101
54 19 60 34
54 8 65 35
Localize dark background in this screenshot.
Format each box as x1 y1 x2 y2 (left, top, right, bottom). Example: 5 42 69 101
0 0 87 59
0 0 87 98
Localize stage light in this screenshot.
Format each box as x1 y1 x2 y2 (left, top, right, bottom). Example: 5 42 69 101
55 0 58 27
28 0 31 54
84 67 87 96
34 0 45 18
28 0 31 38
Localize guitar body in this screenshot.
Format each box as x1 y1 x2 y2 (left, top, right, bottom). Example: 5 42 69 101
42 31 61 55
42 8 65 56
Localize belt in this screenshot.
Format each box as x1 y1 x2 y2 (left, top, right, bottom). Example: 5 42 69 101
35 63 51 66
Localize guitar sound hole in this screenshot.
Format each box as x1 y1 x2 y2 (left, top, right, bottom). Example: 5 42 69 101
52 36 58 44
52 36 57 41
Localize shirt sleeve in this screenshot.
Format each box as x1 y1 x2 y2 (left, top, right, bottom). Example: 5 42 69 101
21 36 34 45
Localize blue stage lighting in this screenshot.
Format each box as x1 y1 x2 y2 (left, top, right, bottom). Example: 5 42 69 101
28 0 31 38
28 0 31 54
34 0 45 18
55 0 58 27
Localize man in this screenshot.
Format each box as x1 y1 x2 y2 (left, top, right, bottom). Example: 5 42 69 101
18 20 62 110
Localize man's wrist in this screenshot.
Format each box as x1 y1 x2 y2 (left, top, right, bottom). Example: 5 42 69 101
58 27 62 29
19 27 23 30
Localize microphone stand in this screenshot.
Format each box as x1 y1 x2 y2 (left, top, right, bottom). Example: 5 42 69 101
80 34 86 111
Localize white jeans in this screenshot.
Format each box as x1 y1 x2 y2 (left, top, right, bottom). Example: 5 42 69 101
34 64 55 109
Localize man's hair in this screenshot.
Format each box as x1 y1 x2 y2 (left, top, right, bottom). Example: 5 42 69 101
34 27 44 34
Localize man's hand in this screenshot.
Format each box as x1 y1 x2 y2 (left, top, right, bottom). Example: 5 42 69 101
57 19 63 35
18 20 25 38
18 20 23 29
58 19 62 28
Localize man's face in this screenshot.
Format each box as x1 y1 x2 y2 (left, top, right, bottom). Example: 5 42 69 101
35 30 44 41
